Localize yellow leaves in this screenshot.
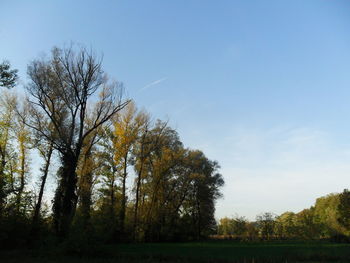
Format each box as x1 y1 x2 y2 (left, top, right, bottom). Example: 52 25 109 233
112 102 139 165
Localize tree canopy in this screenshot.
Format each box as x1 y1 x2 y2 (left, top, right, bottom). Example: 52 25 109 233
0 61 18 89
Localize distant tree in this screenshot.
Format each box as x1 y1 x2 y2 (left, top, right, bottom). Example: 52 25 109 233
232 216 248 237
313 193 343 237
275 212 297 239
256 212 276 240
295 208 321 239
338 189 350 233
0 61 18 88
218 217 233 235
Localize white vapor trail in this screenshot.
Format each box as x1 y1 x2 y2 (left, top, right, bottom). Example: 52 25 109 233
140 77 167 92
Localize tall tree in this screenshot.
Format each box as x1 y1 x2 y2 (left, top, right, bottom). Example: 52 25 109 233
25 46 129 238
112 102 139 236
142 122 185 241
96 125 120 240
14 102 31 214
132 112 151 240
31 140 54 235
185 151 223 239
0 92 17 214
76 129 99 231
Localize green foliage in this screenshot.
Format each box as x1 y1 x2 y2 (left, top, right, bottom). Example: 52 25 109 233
218 191 350 241
338 189 350 233
256 212 276 240
0 61 18 89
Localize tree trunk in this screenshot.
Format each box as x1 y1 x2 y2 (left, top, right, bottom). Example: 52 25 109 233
16 141 26 213
0 124 10 215
196 192 202 240
53 153 78 239
0 156 6 215
119 154 128 237
79 167 92 231
133 162 143 241
31 144 53 238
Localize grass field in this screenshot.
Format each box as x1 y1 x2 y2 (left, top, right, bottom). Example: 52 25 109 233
1 240 350 262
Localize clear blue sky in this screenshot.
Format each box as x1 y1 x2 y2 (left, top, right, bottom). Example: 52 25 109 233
1 0 350 219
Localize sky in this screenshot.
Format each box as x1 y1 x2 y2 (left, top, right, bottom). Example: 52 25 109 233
1 0 350 220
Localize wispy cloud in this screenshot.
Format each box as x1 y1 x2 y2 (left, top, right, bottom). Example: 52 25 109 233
139 77 167 92
183 124 350 220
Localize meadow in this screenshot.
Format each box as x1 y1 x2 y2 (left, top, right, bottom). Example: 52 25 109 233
1 240 350 263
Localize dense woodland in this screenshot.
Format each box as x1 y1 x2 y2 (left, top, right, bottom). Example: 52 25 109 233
217 189 350 241
0 46 224 248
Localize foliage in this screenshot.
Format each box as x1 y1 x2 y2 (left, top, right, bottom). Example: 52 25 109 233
338 189 350 234
0 61 18 89
218 190 350 241
0 46 224 247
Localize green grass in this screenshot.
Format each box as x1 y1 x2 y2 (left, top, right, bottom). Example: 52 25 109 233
1 240 350 262
113 240 350 262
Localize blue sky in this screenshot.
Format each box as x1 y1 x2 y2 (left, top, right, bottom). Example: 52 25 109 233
1 0 350 219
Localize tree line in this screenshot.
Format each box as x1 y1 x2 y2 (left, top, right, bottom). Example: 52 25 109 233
217 189 350 242
0 46 224 248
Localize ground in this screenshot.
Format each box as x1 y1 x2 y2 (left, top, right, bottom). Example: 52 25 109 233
1 240 350 262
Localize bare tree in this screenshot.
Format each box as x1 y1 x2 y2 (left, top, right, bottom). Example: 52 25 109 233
25 46 130 238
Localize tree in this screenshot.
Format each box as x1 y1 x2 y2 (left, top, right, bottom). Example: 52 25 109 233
295 208 321 239
141 122 186 241
112 102 140 237
313 193 343 237
217 216 248 238
231 216 248 237
0 61 18 89
275 212 297 239
182 150 224 239
31 140 54 236
218 217 233 235
25 46 129 238
94 125 120 241
13 102 31 214
256 212 276 240
338 189 350 234
0 92 17 214
28 104 56 236
76 129 99 231
132 112 151 240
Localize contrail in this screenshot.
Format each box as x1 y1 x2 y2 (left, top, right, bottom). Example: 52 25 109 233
140 77 167 92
